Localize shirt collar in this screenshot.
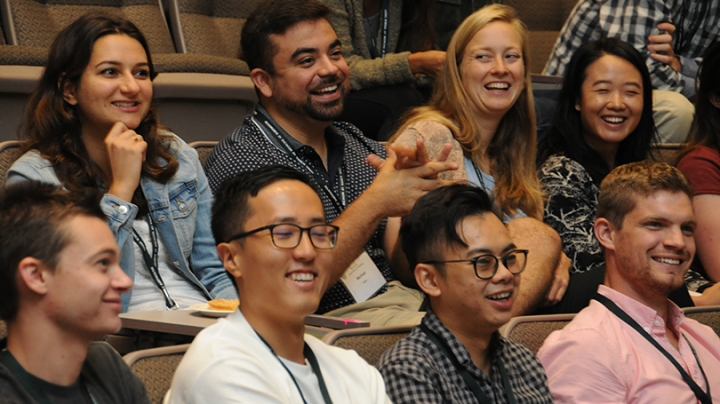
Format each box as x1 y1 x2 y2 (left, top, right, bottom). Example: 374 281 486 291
597 285 685 336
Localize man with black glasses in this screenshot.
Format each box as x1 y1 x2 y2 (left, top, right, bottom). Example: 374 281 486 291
379 184 552 403
167 166 390 403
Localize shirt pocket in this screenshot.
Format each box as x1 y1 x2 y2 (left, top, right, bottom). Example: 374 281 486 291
168 180 199 254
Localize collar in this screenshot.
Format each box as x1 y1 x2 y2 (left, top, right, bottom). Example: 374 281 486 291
597 285 685 337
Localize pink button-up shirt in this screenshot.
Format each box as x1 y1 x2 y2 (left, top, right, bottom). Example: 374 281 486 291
538 285 720 403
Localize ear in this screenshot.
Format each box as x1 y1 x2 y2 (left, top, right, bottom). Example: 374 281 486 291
17 257 52 296
250 68 273 99
217 243 242 279
414 263 442 298
61 77 79 106
594 217 617 252
710 93 720 110
575 98 581 112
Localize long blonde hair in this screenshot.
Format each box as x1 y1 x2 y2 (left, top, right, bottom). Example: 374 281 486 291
393 4 543 219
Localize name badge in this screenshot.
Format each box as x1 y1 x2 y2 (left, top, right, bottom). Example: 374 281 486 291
340 252 386 303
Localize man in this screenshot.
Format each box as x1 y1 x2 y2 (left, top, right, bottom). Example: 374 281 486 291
379 184 553 403
538 161 720 403
167 166 390 403
544 0 720 142
205 0 565 323
0 182 148 403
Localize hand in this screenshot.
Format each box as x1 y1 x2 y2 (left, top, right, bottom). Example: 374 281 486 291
648 22 682 72
691 282 720 306
105 122 147 202
408 50 446 78
544 252 570 306
365 149 457 217
388 138 452 172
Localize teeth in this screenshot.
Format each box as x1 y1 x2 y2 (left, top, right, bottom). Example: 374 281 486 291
289 272 315 282
486 83 509 90
655 257 680 265
603 116 625 123
113 102 137 107
487 292 511 301
316 85 337 94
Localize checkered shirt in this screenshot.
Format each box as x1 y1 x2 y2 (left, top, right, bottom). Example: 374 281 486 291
203 106 392 314
544 0 720 98
379 309 553 404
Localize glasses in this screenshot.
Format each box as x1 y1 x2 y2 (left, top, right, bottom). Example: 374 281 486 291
226 223 339 249
422 249 528 280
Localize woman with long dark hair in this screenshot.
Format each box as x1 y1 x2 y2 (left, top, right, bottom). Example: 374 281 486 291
7 13 236 312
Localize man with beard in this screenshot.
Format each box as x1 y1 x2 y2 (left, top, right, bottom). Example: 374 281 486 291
203 0 456 325
538 161 720 403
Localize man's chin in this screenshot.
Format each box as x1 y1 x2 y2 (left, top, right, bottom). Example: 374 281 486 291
306 101 345 122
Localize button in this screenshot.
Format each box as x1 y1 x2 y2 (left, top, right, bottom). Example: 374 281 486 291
178 203 187 212
173 261 180 266
654 319 662 327
157 215 166 222
118 205 128 214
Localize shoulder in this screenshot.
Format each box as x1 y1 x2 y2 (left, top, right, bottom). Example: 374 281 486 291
83 342 149 403
539 155 587 177
400 119 456 144
7 150 61 185
379 327 437 375
331 121 387 157
678 146 720 170
539 155 595 190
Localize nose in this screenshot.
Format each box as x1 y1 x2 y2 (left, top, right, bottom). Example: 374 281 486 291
491 57 508 75
119 72 140 95
492 258 514 283
664 226 687 251
292 230 317 262
112 264 133 292
607 91 625 110
317 55 340 77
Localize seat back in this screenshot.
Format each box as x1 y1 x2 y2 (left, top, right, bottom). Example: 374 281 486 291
123 344 190 404
683 305 720 337
322 325 413 367
0 140 22 187
650 142 685 165
500 313 575 354
188 140 218 166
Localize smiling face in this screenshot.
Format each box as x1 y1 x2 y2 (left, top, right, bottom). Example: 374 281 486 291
601 191 695 305
459 21 525 120
432 213 521 332
63 34 152 141
45 215 132 339
577 54 643 161
261 18 350 124
230 180 331 322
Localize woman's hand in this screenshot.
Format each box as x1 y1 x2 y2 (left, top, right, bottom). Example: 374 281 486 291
408 50 447 78
106 121 147 202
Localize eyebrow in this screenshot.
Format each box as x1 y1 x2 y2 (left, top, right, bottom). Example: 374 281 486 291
591 79 642 89
88 248 118 261
272 216 326 224
465 243 517 258
290 39 342 60
94 60 150 69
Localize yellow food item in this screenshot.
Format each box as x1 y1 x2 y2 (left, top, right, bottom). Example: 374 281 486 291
207 299 239 311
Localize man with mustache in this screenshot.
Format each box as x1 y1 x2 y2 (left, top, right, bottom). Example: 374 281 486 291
538 161 720 403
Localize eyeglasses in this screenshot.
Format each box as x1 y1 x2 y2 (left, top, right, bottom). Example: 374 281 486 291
422 249 528 280
226 223 339 249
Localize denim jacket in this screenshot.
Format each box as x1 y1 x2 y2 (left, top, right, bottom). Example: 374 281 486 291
6 134 237 311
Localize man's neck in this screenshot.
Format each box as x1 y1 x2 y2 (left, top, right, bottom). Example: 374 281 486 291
434 307 494 375
242 307 307 364
6 312 88 386
261 102 330 166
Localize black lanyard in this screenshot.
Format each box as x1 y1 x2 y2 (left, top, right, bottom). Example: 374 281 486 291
470 160 489 193
252 109 347 211
419 324 517 404
594 293 712 404
131 216 179 310
255 332 333 404
366 0 389 58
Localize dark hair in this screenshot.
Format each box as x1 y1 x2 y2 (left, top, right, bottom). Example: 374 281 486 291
677 41 720 161
211 165 319 244
538 38 657 185
597 161 693 229
241 0 331 75
397 0 436 53
19 13 178 203
0 182 105 322
400 184 499 276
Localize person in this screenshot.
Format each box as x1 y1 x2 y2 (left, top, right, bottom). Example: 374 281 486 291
677 41 720 285
167 166 390 403
544 0 720 143
390 4 569 315
321 0 446 140
0 182 149 403
538 161 720 403
379 184 553 403
6 14 236 312
204 0 456 326
538 38 656 275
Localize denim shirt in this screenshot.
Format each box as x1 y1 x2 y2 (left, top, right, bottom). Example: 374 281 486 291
6 134 237 311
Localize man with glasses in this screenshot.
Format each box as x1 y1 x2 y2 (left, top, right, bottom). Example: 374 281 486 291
379 184 552 403
167 166 390 403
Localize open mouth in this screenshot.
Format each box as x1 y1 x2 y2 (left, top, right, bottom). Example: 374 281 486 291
312 84 339 96
485 82 509 91
653 257 682 265
602 116 626 124
487 291 512 301
112 101 139 108
288 272 316 283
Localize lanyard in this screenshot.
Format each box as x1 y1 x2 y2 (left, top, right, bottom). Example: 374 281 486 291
470 160 489 193
366 0 389 58
131 216 179 310
255 332 333 404
419 324 517 404
252 109 347 211
594 293 711 404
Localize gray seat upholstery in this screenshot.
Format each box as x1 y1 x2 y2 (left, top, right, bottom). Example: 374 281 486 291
0 140 22 187
123 344 190 404
322 325 413 368
500 313 575 354
683 305 720 337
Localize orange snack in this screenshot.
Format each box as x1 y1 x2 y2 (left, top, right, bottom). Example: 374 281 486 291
207 299 239 311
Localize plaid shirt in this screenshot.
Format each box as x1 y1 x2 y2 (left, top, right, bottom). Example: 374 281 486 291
378 309 552 404
544 0 720 98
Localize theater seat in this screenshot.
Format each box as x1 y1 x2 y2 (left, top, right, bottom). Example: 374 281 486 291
123 344 190 404
500 313 575 354
322 326 413 368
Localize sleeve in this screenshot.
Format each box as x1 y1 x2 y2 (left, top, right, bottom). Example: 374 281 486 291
677 149 720 196
537 329 628 404
379 353 447 404
539 157 603 274
543 1 602 76
321 0 415 90
391 120 465 182
85 343 150 404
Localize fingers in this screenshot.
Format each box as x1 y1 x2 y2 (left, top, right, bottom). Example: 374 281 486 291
657 22 676 35
415 138 429 165
433 143 452 163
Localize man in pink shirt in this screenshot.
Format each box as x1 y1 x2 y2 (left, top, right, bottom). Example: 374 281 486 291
538 161 720 404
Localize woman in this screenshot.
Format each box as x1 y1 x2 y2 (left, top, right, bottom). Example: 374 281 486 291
677 41 720 284
391 4 568 312
7 14 236 312
537 38 656 275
